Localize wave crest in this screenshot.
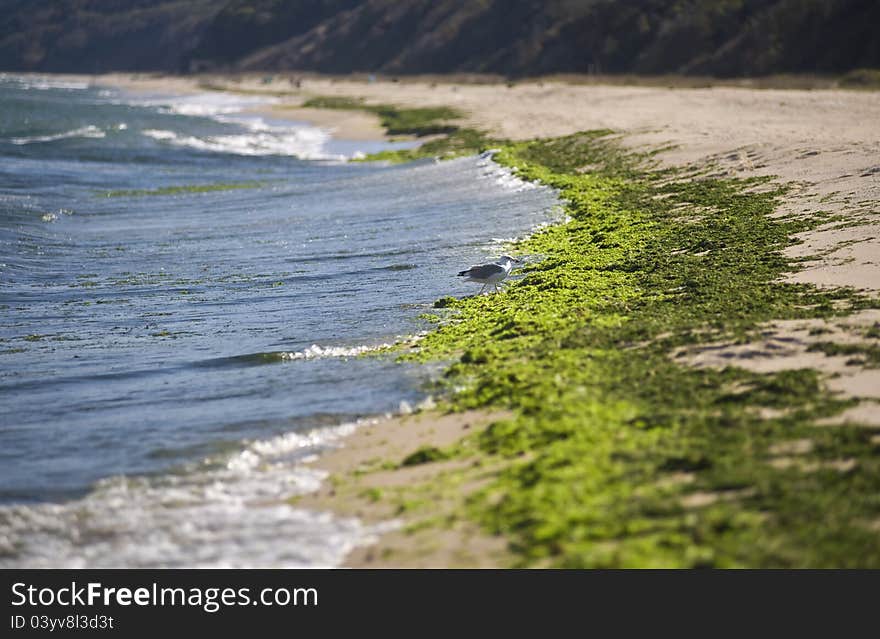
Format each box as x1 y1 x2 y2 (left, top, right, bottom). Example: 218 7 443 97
281 343 393 361
9 125 105 145
142 124 338 160
0 418 394 568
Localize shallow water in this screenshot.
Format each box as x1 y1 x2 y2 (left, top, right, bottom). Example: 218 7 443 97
0 75 558 566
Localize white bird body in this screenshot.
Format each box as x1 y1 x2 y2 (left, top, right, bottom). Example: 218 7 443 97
457 255 520 294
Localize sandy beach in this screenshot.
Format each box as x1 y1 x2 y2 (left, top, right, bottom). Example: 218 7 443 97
86 72 880 566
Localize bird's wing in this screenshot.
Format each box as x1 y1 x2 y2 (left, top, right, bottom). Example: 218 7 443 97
463 263 505 279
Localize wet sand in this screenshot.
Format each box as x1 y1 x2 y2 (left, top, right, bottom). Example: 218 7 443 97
295 410 513 567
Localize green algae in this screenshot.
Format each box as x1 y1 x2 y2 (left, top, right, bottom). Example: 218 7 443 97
401 446 455 467
100 181 265 198
361 127 495 163
150 330 194 339
303 95 494 162
361 487 384 503
302 96 460 136
398 131 880 567
807 341 880 367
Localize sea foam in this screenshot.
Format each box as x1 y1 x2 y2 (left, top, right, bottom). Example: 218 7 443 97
9 125 105 145
131 91 342 160
0 418 394 568
143 122 337 160
281 343 393 360
477 149 539 192
0 74 90 91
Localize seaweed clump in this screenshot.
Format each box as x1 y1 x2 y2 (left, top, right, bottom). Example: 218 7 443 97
404 131 880 567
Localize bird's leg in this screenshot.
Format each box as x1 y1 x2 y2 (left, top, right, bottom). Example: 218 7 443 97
479 283 487 295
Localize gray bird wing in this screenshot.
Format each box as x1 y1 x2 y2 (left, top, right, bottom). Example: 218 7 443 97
462 263 505 279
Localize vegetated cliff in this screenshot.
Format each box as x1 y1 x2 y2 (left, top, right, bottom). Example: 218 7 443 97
0 0 219 72
1 0 878 77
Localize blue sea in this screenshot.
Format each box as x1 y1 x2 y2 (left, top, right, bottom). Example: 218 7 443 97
0 74 557 567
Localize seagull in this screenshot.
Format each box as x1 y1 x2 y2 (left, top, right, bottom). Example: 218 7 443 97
457 255 521 294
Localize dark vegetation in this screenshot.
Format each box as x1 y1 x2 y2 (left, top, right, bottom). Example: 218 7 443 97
0 0 218 73
2 0 878 78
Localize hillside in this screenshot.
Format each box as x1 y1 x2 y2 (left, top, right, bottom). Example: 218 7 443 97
0 0 219 72
1 0 878 77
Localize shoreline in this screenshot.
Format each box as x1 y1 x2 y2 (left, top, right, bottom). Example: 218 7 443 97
44 72 880 566
295 410 514 568
88 72 392 142
88 72 879 295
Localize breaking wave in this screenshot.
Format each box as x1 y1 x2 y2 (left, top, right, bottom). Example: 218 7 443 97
9 125 105 145
477 149 540 192
0 418 396 568
281 343 394 361
0 74 91 91
142 121 337 160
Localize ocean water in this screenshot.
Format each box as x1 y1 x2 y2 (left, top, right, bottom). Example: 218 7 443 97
0 74 558 567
